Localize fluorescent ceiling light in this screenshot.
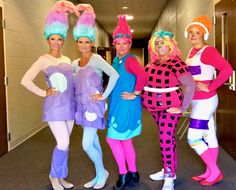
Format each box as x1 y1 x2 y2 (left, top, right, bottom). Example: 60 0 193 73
117 14 133 20
125 14 133 20
122 6 128 9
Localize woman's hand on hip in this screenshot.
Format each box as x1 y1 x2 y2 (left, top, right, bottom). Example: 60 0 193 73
121 92 137 100
90 93 104 102
46 87 57 96
167 107 182 114
196 82 210 92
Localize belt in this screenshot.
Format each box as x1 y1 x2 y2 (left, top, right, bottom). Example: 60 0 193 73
144 86 179 93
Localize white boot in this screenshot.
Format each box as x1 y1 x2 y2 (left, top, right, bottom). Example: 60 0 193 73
84 169 109 189
162 177 174 190
83 178 97 188
93 170 109 189
59 178 74 189
49 175 64 190
149 169 177 181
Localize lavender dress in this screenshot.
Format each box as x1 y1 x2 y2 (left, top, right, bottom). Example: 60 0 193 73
74 65 106 129
43 63 75 121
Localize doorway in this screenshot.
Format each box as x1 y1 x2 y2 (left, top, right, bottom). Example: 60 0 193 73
215 0 236 159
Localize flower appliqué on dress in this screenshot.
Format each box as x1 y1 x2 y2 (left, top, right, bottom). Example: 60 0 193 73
109 116 118 128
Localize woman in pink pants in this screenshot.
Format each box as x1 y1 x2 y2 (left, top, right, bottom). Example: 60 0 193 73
142 30 195 190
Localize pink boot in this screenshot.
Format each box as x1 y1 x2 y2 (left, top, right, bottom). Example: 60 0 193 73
199 149 223 186
192 147 219 181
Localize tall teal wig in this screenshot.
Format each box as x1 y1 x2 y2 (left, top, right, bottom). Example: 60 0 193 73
73 4 96 42
44 0 74 39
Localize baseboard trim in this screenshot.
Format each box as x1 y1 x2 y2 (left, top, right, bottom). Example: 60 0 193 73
9 123 47 150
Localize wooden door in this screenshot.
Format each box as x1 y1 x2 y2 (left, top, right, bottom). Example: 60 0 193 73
97 47 116 64
0 7 8 157
215 0 236 159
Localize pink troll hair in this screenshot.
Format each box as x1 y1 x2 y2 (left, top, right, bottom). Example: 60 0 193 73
73 3 94 17
44 0 75 39
73 4 96 42
52 0 75 13
148 31 181 63
112 15 132 44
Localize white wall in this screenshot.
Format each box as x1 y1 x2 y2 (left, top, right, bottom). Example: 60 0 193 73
152 0 214 59
214 0 222 4
3 0 110 150
4 0 56 149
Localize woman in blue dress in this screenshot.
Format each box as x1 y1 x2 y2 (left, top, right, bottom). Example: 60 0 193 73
106 15 147 190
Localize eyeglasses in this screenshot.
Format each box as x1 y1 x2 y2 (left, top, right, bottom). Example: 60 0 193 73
114 33 131 40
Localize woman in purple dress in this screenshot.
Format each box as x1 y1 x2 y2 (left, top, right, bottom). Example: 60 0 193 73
21 1 75 190
72 4 119 189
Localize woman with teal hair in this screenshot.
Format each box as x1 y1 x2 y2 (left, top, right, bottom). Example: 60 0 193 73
21 1 75 190
72 4 119 189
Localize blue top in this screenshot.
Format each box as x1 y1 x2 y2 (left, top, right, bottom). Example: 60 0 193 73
107 54 142 140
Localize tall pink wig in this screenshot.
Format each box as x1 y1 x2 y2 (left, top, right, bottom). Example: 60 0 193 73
44 0 74 39
148 31 181 63
73 4 96 42
112 15 132 44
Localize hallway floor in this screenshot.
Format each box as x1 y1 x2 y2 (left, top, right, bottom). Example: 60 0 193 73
0 109 235 190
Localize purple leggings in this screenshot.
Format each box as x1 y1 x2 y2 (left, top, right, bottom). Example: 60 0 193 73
151 110 180 177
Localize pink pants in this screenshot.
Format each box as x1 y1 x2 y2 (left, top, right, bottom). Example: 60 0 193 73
151 110 180 177
106 138 137 174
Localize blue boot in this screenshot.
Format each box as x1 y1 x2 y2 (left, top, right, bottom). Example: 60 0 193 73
50 147 68 178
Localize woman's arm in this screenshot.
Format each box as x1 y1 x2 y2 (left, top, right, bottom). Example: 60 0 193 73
21 57 47 97
178 73 195 112
125 56 147 92
202 46 233 91
120 56 147 100
167 74 195 113
95 55 119 99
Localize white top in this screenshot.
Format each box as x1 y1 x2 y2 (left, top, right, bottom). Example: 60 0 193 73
21 54 71 97
186 46 215 81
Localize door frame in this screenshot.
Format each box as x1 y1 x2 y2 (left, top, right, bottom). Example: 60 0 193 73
0 5 8 157
215 0 236 159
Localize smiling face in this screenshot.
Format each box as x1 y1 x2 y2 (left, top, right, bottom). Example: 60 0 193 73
154 37 170 57
187 27 205 46
76 37 93 54
47 34 64 51
114 38 132 58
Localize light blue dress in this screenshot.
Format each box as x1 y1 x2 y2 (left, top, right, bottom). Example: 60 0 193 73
107 54 142 140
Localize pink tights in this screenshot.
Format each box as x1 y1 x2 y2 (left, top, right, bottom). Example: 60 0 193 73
106 138 137 174
151 110 180 177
